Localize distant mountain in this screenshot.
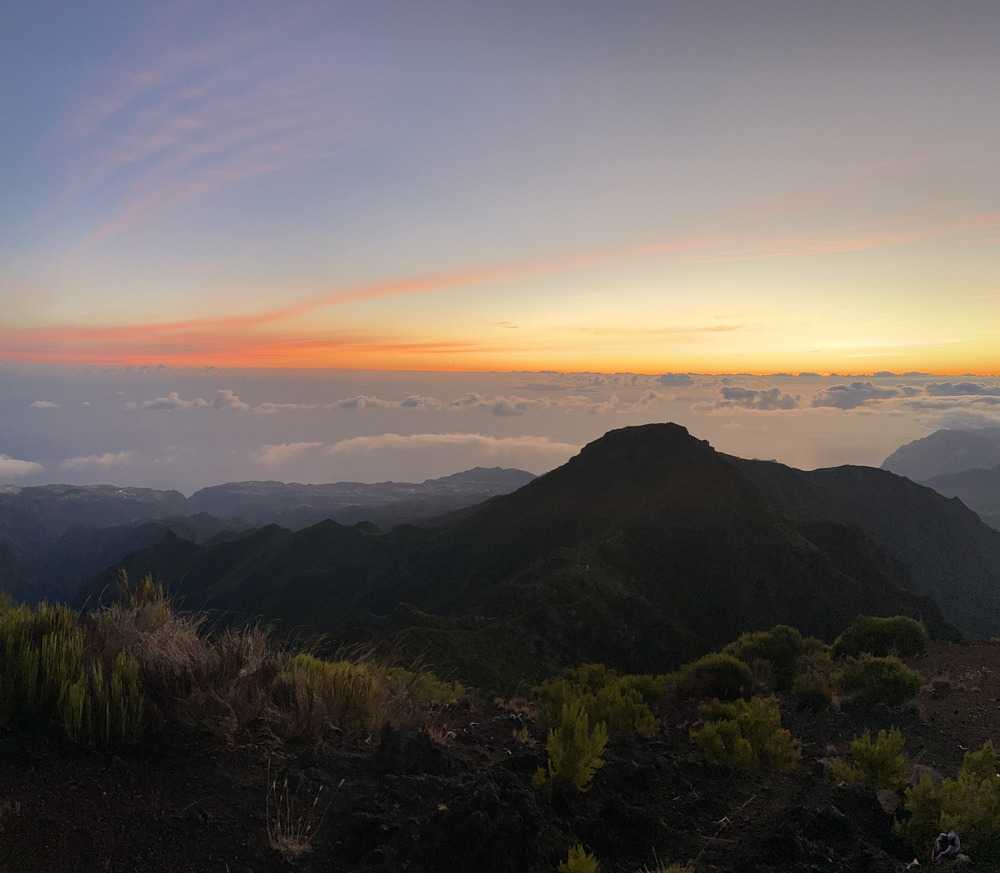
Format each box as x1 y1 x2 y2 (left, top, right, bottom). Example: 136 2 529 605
90 425 963 687
882 428 1000 481
0 484 187 539
731 458 1000 638
187 467 536 528
0 469 534 602
0 513 241 604
925 466 1000 531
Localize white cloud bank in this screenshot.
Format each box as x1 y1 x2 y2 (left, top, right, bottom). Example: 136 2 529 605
0 455 44 478
250 432 581 479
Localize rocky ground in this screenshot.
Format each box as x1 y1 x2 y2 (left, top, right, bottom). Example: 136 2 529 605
2 642 997 873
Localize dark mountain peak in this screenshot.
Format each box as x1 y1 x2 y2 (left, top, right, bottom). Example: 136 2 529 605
463 423 753 545
574 422 713 468
425 467 535 487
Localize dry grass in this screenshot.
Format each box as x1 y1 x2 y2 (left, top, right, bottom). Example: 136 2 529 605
265 760 328 860
2 576 459 748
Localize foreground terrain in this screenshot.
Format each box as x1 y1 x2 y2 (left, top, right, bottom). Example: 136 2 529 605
1 622 995 873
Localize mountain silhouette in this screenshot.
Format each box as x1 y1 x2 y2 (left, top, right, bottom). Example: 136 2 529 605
883 427 1000 480
89 424 966 686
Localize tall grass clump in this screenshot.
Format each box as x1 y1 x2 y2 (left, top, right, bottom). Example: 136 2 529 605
0 597 144 748
265 759 328 860
0 577 460 750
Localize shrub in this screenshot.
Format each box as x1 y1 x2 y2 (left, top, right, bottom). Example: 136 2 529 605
690 696 800 772
838 655 920 707
899 742 1000 862
673 653 752 701
791 671 833 711
559 844 599 873
847 729 908 790
897 772 944 856
832 615 927 660
723 625 804 691
533 699 608 795
285 654 383 735
537 664 660 738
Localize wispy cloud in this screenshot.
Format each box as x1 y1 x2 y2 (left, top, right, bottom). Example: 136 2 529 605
254 442 325 466
66 10 384 243
326 432 580 466
124 388 249 411
60 450 135 471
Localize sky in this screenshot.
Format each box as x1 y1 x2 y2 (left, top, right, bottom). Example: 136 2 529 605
3 2 1000 488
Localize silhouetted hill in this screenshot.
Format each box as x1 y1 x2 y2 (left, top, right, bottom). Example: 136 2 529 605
90 424 959 686
0 469 533 602
731 457 1000 638
186 467 535 528
882 427 1000 480
926 465 1000 531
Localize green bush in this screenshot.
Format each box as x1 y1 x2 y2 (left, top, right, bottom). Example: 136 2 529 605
838 655 920 706
537 664 660 738
673 653 752 701
723 625 804 691
897 772 944 855
832 615 927 660
533 699 608 795
791 671 833 711
690 696 800 772
899 742 1000 862
846 729 908 790
558 843 599 873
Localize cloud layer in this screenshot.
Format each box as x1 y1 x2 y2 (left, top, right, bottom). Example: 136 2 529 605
0 455 44 479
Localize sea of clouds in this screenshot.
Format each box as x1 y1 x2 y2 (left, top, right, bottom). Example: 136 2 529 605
2 365 998 492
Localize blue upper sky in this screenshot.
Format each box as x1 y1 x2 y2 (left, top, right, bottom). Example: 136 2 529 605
3 0 1000 373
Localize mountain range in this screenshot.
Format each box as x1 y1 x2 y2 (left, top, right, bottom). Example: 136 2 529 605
90 424 994 687
0 468 534 603
883 428 1000 531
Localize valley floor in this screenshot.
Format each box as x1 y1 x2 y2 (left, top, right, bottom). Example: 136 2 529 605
2 642 996 873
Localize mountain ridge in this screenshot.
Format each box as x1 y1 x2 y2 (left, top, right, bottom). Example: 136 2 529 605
88 424 964 686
